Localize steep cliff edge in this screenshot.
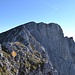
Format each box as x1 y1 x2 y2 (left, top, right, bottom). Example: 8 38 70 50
24 22 75 75
0 21 75 75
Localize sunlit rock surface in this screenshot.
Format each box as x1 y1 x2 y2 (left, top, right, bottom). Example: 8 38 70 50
0 21 75 75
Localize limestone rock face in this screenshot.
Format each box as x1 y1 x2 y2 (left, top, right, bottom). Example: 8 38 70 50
25 22 75 75
65 37 75 63
0 21 75 75
0 23 57 75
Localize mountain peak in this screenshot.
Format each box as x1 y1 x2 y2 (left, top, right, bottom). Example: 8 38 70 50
0 21 75 75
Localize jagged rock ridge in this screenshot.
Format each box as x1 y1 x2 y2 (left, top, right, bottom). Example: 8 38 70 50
0 21 75 75
0 22 57 75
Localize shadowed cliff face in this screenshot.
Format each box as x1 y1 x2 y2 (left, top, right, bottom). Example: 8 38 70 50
0 21 75 75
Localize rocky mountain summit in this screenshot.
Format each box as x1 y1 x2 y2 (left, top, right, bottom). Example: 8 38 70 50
0 21 75 75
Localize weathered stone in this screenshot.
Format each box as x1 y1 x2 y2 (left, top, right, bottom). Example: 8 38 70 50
0 23 56 75
0 21 75 75
25 22 75 75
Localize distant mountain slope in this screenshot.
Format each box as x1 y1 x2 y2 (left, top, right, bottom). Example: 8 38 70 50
0 21 75 75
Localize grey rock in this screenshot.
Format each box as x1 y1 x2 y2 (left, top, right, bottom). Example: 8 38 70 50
25 22 75 75
0 44 2 51
0 21 75 75
0 24 56 75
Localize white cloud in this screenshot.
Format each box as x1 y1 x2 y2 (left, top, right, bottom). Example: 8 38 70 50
40 0 60 11
48 5 60 11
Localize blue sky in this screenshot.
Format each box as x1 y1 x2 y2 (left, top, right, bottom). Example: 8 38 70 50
0 0 75 40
